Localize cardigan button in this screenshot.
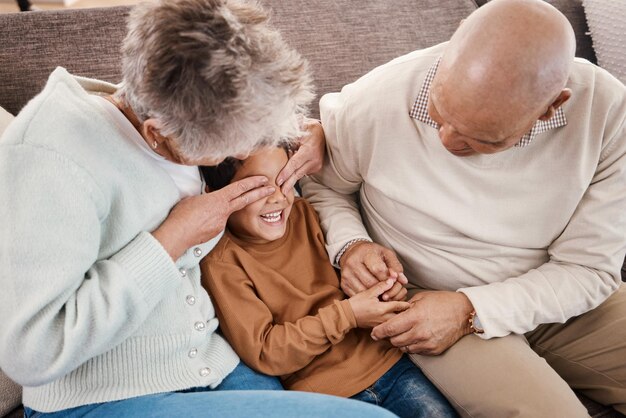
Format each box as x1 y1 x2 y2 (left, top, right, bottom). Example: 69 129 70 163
186 295 196 305
194 321 206 332
193 247 202 257
199 367 211 377
179 268 187 277
188 348 198 358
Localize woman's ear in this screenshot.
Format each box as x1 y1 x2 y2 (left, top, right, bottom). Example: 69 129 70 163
538 89 572 121
140 119 187 164
140 118 165 148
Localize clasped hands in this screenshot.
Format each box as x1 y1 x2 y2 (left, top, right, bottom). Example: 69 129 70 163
340 241 475 355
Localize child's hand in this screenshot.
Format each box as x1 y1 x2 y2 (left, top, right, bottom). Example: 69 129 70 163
382 270 408 301
348 279 411 329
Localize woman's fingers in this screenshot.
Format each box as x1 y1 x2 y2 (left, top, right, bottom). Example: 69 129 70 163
279 158 317 195
277 119 325 193
224 176 272 212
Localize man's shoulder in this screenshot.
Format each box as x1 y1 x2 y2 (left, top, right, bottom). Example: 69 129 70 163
568 59 626 136
330 42 446 105
360 42 446 83
569 59 626 104
561 60 626 160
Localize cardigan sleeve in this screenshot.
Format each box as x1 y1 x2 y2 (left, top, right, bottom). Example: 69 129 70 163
202 258 357 376
0 144 182 386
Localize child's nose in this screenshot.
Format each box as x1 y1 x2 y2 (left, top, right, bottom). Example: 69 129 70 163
267 186 287 203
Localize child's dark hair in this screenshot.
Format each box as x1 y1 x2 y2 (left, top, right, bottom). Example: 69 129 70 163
201 143 291 191
201 157 243 191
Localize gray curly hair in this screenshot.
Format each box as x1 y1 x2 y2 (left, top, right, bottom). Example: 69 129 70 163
116 0 314 162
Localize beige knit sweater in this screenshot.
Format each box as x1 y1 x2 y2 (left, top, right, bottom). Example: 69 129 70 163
302 42 626 339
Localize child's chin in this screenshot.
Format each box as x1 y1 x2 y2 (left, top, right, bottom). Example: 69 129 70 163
259 226 287 242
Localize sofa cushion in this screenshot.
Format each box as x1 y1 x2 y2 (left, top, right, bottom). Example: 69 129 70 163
0 370 21 418
582 0 626 84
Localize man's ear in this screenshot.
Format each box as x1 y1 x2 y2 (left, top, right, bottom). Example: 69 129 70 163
538 89 572 121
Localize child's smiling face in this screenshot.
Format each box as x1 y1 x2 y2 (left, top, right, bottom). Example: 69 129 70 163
227 147 295 244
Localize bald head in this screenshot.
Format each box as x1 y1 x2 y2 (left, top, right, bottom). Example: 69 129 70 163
430 0 576 153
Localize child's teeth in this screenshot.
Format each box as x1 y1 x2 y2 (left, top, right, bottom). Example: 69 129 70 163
261 211 281 223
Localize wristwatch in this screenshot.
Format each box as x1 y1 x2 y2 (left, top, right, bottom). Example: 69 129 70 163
468 310 484 334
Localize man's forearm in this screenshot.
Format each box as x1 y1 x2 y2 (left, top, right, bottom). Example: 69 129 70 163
301 176 371 264
458 262 620 339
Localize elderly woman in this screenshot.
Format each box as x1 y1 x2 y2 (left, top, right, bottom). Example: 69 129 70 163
0 0 396 417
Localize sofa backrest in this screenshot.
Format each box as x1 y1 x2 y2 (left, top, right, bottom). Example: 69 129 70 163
261 0 478 118
0 6 129 116
0 0 598 119
0 0 480 118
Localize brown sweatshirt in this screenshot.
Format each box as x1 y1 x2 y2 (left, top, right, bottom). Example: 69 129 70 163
201 198 401 397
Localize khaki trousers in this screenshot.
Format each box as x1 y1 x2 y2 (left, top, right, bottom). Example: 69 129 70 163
409 284 626 418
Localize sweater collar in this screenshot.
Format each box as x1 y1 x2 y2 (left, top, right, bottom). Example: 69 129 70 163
409 58 567 148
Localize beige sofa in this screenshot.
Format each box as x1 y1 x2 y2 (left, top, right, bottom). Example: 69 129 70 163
0 0 624 417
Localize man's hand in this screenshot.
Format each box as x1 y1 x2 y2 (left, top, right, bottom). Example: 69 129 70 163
340 241 408 301
348 279 411 328
371 291 474 355
277 118 325 195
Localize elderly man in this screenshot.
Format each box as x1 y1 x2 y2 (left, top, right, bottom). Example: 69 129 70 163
301 0 626 416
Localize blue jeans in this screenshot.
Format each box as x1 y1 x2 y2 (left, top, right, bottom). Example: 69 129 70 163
208 361 284 390
24 362 397 418
351 355 457 418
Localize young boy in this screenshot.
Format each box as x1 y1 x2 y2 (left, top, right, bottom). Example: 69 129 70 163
200 146 457 418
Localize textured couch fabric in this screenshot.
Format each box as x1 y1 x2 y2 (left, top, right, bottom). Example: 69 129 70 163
0 6 128 117
0 1 623 417
0 352 20 414
582 0 626 84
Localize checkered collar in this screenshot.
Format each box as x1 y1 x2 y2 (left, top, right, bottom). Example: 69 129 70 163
409 58 567 148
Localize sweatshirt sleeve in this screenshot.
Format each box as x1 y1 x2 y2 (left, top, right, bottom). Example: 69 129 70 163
0 144 182 386
460 115 626 339
202 258 357 376
300 92 372 265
